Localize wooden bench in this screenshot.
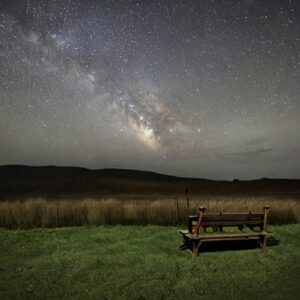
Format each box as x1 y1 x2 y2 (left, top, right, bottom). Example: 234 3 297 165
179 206 271 256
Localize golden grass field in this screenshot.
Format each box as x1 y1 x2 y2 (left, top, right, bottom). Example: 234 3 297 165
0 196 299 228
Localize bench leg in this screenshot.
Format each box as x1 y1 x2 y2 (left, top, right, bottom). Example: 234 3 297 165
262 235 267 251
260 235 267 252
192 240 202 256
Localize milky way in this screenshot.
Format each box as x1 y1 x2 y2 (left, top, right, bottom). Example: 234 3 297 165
0 0 299 179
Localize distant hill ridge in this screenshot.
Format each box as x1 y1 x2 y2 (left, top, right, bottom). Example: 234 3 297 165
0 165 185 181
0 165 300 199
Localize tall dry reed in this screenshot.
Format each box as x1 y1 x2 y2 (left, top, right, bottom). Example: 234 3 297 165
0 196 299 228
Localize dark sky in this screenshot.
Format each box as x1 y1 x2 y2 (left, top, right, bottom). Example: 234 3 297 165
0 0 299 179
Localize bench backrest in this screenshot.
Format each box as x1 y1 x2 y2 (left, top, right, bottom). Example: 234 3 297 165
188 213 264 233
188 206 270 235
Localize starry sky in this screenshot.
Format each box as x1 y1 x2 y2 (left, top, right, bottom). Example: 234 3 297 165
0 0 299 180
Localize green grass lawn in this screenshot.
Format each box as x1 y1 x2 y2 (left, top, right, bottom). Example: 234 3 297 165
0 224 300 300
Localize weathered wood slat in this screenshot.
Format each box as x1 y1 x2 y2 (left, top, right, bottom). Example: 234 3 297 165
178 230 189 235
204 215 263 221
190 220 263 227
189 213 263 221
200 236 262 242
184 231 268 240
200 220 264 226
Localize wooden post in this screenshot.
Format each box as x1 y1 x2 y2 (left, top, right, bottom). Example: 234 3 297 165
185 187 190 230
176 198 180 225
263 206 270 232
185 187 189 216
194 206 206 236
262 205 270 251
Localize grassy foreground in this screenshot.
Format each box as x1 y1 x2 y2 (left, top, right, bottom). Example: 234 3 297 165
0 225 300 300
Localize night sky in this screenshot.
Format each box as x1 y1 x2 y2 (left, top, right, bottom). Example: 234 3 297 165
0 0 299 179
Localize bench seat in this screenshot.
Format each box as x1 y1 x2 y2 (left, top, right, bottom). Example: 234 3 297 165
179 230 269 241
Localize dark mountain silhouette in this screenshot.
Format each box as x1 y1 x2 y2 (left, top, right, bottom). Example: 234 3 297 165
1 165 300 199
